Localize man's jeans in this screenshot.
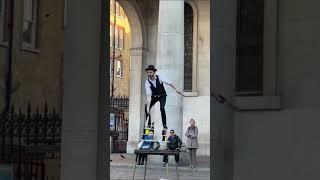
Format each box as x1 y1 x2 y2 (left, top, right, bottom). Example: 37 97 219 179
163 153 179 163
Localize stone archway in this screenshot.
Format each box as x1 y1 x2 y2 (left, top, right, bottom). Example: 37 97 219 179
117 0 146 153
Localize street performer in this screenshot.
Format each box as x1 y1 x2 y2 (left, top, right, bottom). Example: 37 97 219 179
144 65 182 130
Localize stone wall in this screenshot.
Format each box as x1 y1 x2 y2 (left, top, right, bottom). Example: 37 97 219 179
182 0 211 156
234 0 320 179
126 0 211 157
196 0 210 96
0 0 65 113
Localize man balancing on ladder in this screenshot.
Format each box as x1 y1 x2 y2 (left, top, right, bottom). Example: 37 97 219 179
144 65 182 130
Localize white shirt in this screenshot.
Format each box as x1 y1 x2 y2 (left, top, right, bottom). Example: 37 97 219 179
145 75 172 96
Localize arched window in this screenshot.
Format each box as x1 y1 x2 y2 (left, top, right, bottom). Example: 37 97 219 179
184 2 193 92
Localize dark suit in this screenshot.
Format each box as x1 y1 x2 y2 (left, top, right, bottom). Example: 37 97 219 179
163 135 182 163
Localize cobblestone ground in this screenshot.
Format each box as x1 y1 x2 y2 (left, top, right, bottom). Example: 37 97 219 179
111 165 210 180
110 153 210 180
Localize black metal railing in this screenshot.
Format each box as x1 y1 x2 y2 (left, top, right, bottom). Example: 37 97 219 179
110 95 129 112
0 103 61 180
110 95 129 153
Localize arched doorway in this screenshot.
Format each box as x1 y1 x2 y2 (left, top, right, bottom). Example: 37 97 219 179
110 0 146 153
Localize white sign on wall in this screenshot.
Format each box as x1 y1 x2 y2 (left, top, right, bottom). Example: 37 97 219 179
110 113 115 131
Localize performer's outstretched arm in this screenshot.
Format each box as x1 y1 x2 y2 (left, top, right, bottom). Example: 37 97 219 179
167 83 182 95
159 75 182 95
166 83 182 94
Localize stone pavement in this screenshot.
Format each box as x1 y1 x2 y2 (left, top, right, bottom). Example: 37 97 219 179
110 153 210 180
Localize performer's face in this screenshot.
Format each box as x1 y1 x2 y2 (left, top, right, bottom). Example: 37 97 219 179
146 70 155 79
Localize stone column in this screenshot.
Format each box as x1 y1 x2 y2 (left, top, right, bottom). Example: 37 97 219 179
155 0 184 141
60 0 106 179
127 47 144 153
211 0 237 179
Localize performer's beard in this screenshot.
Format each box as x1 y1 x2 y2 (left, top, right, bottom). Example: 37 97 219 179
148 74 155 79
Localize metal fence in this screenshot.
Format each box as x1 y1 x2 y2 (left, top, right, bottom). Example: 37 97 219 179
110 96 129 153
0 96 130 177
111 95 129 111
0 103 61 180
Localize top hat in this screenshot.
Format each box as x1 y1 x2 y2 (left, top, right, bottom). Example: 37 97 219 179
145 65 157 71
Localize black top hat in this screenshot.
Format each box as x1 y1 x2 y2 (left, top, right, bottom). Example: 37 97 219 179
145 65 157 71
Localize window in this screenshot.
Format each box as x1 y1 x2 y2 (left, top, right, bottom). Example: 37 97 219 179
110 25 113 46
184 3 193 92
116 60 123 78
236 0 264 95
0 0 7 42
115 26 118 48
119 28 123 49
23 0 38 49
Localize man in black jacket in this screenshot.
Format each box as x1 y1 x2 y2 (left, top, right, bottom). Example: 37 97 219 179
144 65 182 129
163 129 182 167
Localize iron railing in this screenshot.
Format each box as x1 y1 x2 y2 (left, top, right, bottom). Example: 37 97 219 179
0 103 61 180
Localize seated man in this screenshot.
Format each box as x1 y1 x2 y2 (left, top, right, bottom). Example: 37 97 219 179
163 129 182 167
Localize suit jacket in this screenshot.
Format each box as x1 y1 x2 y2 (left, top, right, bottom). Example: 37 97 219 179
167 135 182 150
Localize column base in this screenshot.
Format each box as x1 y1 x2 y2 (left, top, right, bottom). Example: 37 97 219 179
126 140 138 154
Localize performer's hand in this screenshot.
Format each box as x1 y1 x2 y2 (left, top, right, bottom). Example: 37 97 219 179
213 90 226 104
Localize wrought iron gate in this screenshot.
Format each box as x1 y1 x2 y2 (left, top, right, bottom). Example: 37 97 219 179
110 96 129 153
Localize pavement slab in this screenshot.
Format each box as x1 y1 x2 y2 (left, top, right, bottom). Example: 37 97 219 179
110 153 210 180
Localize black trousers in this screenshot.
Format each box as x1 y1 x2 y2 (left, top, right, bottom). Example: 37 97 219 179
138 154 147 165
163 154 179 163
145 95 167 127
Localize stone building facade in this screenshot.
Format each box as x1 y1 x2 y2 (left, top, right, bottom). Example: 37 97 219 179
212 0 320 179
0 0 65 113
109 0 131 98
119 0 211 157
61 0 320 179
3 0 320 179
0 0 211 156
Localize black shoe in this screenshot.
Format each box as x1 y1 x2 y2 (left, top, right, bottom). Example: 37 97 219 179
163 125 168 129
